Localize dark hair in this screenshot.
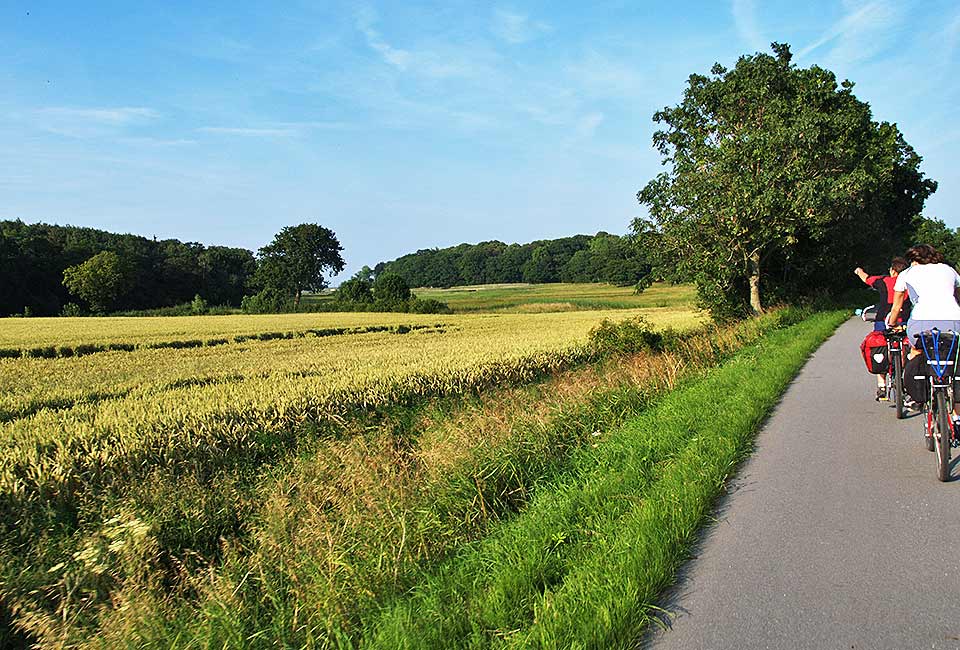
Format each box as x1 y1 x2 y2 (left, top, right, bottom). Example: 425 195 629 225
905 244 944 265
890 256 909 273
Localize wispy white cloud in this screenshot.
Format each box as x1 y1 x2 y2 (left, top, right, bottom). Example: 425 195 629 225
731 0 766 51
491 8 551 44
516 83 606 144
39 107 159 123
27 106 159 138
575 112 605 139
198 121 352 138
566 49 646 99
198 126 298 137
119 136 197 147
352 7 493 81
796 1 900 65
355 6 412 70
942 9 960 65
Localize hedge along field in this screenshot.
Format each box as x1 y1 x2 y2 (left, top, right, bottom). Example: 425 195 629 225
0 304 824 648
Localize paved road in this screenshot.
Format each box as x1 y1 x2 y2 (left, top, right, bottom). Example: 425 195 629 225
644 317 960 650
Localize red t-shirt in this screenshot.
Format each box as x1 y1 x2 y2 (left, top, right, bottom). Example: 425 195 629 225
866 275 911 323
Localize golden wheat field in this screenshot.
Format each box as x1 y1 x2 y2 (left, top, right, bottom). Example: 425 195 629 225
0 311 449 350
0 307 703 517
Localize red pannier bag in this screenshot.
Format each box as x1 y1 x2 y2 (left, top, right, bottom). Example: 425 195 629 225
860 330 889 374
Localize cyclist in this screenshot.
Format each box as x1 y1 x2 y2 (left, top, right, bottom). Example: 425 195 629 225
855 257 911 400
886 244 960 412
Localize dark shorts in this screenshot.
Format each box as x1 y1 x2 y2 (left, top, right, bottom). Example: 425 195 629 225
873 321 887 332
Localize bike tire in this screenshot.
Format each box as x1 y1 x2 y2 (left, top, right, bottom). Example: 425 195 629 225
934 390 951 482
893 350 905 419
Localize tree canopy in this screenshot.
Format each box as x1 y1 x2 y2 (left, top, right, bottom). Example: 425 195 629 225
254 224 345 307
378 233 650 288
62 251 132 313
635 43 936 319
0 220 256 316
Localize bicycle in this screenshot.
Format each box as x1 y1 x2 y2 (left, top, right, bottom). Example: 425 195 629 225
883 327 908 419
914 329 959 482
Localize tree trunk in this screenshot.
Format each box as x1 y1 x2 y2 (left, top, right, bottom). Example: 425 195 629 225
294 288 301 308
748 251 763 314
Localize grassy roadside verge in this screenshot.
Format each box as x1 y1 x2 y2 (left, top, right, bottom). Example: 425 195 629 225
363 310 847 649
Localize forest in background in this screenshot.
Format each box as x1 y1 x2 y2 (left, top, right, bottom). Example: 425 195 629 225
0 220 255 317
6 216 960 318
0 221 649 317
376 232 649 289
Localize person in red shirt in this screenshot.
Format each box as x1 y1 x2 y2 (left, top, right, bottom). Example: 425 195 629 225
854 257 911 400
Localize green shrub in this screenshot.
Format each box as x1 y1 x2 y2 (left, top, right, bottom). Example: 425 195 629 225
373 273 412 302
588 316 664 356
60 302 83 317
336 278 374 303
190 294 208 315
241 288 291 314
408 298 452 314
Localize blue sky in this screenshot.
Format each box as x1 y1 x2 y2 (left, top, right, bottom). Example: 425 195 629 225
3 0 959 279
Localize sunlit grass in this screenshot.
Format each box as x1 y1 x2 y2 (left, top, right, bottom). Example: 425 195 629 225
412 281 697 313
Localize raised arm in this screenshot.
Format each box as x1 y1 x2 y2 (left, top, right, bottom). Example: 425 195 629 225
854 267 868 284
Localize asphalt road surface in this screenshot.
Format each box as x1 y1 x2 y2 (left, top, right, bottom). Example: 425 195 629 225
644 317 960 650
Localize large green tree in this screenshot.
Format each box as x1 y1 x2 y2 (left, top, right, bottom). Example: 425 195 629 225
373 273 411 302
255 224 345 307
635 43 936 318
911 217 960 265
198 246 257 306
62 251 132 313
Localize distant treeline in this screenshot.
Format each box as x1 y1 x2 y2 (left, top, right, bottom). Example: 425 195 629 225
376 232 650 288
1 220 255 316
3 221 651 318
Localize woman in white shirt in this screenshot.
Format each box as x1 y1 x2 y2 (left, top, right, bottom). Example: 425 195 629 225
886 244 960 342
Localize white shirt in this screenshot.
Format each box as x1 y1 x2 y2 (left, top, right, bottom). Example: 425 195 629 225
894 263 960 321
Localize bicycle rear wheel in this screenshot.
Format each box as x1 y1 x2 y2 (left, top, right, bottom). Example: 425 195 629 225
934 390 952 482
892 350 905 419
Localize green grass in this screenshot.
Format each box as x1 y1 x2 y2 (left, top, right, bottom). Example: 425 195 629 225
360 310 846 648
409 282 697 313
